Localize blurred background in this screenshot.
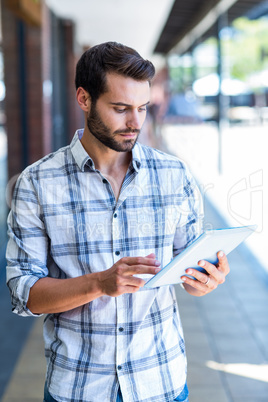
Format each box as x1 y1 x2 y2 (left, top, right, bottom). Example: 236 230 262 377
0 0 268 401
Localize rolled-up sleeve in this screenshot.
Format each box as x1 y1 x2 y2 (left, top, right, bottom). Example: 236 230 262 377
6 172 48 317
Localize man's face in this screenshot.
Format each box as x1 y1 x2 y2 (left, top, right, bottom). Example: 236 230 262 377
86 73 150 152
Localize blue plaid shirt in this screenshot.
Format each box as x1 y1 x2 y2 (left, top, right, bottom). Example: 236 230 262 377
6 129 203 402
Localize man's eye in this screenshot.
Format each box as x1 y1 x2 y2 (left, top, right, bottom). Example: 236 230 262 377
115 108 126 113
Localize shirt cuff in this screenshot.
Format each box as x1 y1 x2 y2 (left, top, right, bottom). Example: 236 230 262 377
11 275 43 317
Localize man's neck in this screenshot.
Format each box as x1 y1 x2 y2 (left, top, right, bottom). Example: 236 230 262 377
80 128 132 176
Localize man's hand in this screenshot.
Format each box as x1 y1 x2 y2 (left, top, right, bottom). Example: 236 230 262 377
97 253 161 297
180 251 230 297
27 253 161 315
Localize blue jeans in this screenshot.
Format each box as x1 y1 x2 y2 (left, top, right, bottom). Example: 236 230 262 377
43 382 56 402
44 382 189 401
116 383 189 401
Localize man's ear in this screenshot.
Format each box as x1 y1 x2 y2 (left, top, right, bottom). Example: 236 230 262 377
76 87 91 112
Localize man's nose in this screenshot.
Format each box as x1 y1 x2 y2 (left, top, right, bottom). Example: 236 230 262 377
126 110 141 130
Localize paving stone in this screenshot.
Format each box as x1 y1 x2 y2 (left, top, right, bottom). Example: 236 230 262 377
233 399 268 402
226 373 268 399
187 361 223 387
2 319 45 401
188 387 230 402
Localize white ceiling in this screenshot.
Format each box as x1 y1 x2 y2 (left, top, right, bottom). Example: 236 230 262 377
45 0 174 66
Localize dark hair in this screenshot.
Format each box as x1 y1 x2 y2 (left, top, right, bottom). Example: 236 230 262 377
75 41 155 103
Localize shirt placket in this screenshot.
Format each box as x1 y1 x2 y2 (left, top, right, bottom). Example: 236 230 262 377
115 295 128 392
112 208 121 261
112 208 129 395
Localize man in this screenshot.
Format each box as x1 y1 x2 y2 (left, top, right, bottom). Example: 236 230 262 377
6 42 229 402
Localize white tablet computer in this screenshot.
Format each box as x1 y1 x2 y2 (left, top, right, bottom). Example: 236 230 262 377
144 225 257 288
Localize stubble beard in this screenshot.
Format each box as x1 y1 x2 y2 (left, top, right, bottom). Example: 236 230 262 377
86 104 140 152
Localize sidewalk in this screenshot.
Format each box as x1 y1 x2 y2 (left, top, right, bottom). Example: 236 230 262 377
1 127 268 401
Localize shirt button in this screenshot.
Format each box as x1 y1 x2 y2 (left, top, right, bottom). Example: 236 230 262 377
118 327 124 332
115 251 120 256
102 179 108 184
114 213 117 218
117 365 122 370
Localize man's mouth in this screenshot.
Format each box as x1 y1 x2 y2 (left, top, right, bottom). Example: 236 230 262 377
116 129 140 138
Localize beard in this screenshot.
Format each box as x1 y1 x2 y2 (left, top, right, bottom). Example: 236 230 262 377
86 104 140 152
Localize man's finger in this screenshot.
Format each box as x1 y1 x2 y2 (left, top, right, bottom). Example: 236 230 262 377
180 274 213 292
146 253 156 259
196 259 222 281
216 251 230 275
120 256 161 267
119 264 161 276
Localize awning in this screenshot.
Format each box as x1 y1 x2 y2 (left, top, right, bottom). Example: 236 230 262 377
154 0 266 55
